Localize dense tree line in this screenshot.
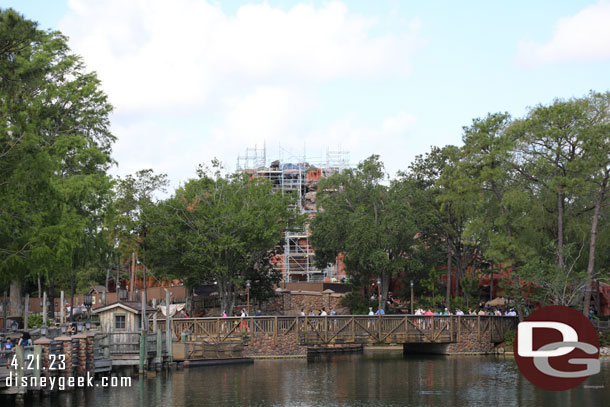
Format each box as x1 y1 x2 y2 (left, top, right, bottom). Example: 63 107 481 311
311 92 610 316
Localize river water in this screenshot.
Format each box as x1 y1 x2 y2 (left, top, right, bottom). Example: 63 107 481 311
19 352 610 407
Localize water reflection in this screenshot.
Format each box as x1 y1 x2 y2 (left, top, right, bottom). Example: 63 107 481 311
12 353 610 407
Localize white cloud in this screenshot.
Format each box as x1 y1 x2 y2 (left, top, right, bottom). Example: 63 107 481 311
60 1 424 187
303 110 418 177
61 0 421 113
516 1 610 66
382 111 416 134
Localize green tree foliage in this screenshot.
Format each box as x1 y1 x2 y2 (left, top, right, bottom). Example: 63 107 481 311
112 169 169 263
144 163 296 315
456 92 610 312
0 9 114 314
311 155 419 310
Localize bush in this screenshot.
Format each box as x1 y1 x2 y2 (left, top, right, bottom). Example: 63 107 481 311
27 314 43 328
341 293 374 315
599 331 610 347
503 329 516 347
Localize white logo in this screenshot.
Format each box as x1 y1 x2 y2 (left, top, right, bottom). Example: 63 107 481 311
517 321 600 378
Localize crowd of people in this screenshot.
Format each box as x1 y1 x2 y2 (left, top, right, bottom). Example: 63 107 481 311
299 307 337 316
413 307 518 316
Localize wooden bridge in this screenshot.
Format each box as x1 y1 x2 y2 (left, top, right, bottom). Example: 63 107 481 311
157 315 518 346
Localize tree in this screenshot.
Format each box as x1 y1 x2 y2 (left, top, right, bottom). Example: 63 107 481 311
110 169 168 305
579 92 610 315
0 9 114 315
144 163 295 315
311 155 419 311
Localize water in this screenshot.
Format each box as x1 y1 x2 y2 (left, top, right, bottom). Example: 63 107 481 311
16 352 610 406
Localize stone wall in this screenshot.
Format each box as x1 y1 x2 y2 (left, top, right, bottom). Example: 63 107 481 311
244 332 306 357
446 329 494 354
278 290 346 315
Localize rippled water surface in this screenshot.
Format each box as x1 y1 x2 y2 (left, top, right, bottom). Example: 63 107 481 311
19 352 610 406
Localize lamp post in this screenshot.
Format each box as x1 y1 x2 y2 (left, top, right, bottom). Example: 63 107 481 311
376 277 382 315
246 280 251 316
410 280 414 315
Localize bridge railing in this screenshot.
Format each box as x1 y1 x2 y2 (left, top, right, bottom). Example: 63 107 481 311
154 315 518 345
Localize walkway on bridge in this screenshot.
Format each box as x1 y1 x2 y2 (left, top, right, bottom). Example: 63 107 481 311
157 315 518 346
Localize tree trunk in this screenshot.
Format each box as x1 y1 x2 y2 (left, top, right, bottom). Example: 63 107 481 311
70 274 75 322
49 279 56 322
9 280 22 317
381 269 391 311
219 281 235 316
37 274 41 299
446 240 452 310
186 287 193 316
105 267 110 293
116 258 120 292
556 186 565 270
583 170 609 316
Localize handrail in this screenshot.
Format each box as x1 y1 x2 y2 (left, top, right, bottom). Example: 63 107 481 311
152 315 518 345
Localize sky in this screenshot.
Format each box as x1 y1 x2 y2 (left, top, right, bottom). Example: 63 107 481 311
3 0 610 192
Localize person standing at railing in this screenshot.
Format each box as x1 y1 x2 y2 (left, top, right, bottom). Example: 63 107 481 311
18 332 32 347
2 337 15 368
329 307 337 330
367 307 374 330
240 308 249 332
3 337 14 351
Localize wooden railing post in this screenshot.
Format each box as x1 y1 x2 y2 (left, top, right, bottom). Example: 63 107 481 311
33 344 42 388
165 290 173 363
294 315 301 343
103 335 110 359
153 298 157 333
15 345 25 402
139 331 146 374
477 315 481 341
273 316 278 345
156 329 162 371
24 293 30 330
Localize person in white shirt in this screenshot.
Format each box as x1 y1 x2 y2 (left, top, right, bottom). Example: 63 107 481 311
320 307 327 316
455 309 464 316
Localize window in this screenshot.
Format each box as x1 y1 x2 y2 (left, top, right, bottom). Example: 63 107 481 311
115 314 126 330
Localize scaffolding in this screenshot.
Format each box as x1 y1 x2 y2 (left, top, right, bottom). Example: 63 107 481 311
236 143 266 171
238 144 349 282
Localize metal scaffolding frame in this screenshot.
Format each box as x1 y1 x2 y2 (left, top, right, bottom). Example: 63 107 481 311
238 144 349 282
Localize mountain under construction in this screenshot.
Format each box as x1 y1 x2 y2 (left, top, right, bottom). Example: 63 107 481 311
237 144 349 282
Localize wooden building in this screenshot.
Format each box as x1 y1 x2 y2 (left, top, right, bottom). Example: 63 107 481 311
93 301 153 333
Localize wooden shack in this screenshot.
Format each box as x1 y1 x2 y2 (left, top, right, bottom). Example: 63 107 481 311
93 301 151 333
